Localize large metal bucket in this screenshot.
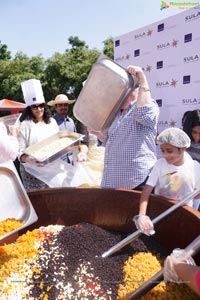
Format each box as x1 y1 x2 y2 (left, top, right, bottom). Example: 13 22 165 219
25 188 200 263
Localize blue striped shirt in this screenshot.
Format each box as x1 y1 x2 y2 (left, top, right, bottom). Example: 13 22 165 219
53 114 76 132
101 100 159 189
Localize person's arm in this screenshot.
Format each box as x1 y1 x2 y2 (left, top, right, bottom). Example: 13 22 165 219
133 184 155 236
127 65 152 107
17 121 29 159
9 124 19 137
194 160 200 199
17 121 43 165
0 134 19 163
76 121 89 146
76 144 89 162
164 252 200 296
138 184 154 215
174 263 200 296
87 128 105 143
133 162 160 236
139 162 160 215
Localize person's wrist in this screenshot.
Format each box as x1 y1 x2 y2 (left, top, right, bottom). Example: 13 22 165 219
139 84 151 92
78 144 88 154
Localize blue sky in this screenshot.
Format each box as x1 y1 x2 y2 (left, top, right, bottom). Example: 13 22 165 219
0 0 194 58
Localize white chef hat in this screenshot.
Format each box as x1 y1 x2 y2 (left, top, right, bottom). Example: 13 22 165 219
157 127 191 148
21 79 45 106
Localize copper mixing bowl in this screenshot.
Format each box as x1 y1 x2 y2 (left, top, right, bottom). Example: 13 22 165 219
24 187 200 263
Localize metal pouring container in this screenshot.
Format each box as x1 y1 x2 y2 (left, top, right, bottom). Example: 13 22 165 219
73 55 139 131
24 131 84 165
0 162 38 242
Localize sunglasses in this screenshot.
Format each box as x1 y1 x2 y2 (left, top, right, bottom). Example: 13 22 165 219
31 103 45 110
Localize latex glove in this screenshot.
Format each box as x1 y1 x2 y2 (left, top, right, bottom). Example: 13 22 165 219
25 156 44 167
77 151 88 162
8 125 20 137
164 249 196 282
133 215 155 236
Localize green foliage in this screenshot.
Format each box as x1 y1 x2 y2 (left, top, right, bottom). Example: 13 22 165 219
43 36 100 121
103 37 114 59
43 37 100 101
0 41 11 60
0 36 114 121
67 36 88 51
0 52 45 102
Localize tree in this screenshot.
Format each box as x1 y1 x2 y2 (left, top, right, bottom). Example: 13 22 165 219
44 36 100 100
0 52 45 101
0 35 113 121
103 37 114 59
66 36 88 51
0 41 11 60
42 36 100 122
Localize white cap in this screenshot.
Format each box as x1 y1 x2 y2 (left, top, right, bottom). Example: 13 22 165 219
21 79 45 106
157 127 191 148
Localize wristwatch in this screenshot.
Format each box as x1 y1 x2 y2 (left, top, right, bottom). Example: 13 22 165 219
139 85 151 92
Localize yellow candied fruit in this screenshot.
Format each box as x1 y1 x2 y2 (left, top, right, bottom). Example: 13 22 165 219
117 251 199 300
0 227 55 299
0 228 44 281
4 286 10 294
32 267 41 275
0 218 23 236
39 292 49 300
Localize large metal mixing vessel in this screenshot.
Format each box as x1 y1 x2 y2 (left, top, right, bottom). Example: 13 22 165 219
26 188 200 263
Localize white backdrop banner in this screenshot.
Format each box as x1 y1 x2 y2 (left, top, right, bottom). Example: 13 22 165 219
114 5 200 134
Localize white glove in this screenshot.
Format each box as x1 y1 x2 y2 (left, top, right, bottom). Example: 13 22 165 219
8 125 20 137
164 249 196 282
133 215 155 236
77 151 88 162
25 156 44 167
